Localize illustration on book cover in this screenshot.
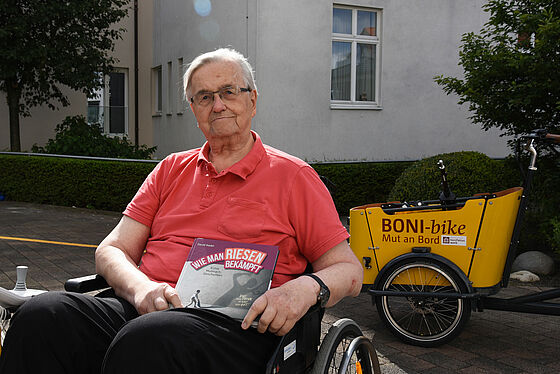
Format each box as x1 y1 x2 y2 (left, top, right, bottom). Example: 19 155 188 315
175 238 279 320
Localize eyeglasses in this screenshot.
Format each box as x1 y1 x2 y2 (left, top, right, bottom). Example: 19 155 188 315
190 86 252 107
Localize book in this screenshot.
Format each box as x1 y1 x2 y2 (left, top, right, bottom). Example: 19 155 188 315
175 238 279 320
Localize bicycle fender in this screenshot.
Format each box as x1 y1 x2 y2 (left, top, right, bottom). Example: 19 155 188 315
371 252 474 296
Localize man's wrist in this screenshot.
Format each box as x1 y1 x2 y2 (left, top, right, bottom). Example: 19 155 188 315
302 273 330 308
298 274 320 305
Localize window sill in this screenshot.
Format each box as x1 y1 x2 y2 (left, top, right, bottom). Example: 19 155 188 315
330 102 383 110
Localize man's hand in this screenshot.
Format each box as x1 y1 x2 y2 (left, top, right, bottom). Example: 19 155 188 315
241 276 318 336
132 280 183 315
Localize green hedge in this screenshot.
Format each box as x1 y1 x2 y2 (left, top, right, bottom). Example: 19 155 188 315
0 154 411 213
0 154 157 211
312 161 412 214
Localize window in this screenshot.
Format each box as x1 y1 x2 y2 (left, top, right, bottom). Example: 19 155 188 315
87 69 128 135
331 6 381 109
152 66 162 115
167 61 173 115
107 71 127 134
177 57 185 114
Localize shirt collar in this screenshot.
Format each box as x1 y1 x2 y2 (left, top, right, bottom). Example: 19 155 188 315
197 131 265 180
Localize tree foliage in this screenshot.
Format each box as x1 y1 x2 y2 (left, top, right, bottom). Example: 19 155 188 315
0 0 129 151
435 0 560 138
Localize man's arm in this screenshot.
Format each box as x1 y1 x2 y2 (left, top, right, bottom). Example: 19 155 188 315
242 240 363 336
95 215 183 315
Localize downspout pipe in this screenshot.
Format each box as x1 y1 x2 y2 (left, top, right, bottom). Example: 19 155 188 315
134 0 139 146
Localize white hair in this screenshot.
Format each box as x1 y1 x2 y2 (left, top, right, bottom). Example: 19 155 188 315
184 48 257 101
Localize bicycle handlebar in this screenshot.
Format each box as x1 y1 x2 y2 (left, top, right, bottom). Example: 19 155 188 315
521 130 560 144
545 133 560 143
437 159 456 206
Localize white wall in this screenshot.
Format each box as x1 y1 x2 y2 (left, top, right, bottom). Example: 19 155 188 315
153 0 510 161
151 0 255 158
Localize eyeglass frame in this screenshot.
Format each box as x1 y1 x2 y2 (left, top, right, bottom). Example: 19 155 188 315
189 85 252 107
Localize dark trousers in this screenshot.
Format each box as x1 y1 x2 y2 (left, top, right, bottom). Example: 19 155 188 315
0 291 279 374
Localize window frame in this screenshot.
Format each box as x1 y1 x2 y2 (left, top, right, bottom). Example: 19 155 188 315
177 57 185 115
166 61 173 115
105 69 129 136
86 69 128 136
152 65 163 116
331 5 382 110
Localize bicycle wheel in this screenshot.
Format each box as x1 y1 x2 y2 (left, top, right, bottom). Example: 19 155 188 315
375 258 471 347
311 318 378 374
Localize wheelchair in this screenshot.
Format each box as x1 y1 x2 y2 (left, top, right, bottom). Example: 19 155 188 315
64 274 381 374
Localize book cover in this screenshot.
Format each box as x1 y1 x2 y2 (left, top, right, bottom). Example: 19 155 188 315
175 238 279 320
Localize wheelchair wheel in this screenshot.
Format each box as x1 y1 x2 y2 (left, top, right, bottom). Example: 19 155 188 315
311 318 378 374
1 306 10 353
375 258 471 347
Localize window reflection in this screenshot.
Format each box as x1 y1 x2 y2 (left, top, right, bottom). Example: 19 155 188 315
331 42 351 100
357 11 376 36
356 44 376 101
333 8 351 34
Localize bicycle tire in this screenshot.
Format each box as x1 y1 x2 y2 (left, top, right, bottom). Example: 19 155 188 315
375 258 471 347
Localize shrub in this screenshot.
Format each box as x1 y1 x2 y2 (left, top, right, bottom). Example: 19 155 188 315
312 161 412 214
0 154 156 211
389 151 519 202
519 155 560 253
32 115 157 159
550 217 560 255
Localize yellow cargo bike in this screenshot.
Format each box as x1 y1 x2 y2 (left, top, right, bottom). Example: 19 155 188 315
349 130 560 347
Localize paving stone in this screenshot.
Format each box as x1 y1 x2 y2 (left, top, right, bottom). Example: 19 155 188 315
497 355 554 373
465 356 522 373
458 366 501 374
418 351 470 370
387 352 435 372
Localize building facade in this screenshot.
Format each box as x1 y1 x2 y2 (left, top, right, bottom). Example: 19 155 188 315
152 0 507 161
2 0 509 161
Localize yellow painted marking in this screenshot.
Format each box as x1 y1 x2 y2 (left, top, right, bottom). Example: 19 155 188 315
0 236 97 248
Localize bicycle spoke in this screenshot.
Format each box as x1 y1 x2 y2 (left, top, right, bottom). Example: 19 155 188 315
381 262 468 343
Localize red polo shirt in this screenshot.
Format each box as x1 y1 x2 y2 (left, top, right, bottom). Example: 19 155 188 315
123 132 349 288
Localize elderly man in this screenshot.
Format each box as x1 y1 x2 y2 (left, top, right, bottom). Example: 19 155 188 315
0 48 362 374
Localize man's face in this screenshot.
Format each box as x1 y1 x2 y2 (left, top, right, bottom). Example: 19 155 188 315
189 61 257 142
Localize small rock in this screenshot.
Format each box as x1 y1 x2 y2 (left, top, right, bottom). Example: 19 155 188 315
511 251 555 275
510 270 540 282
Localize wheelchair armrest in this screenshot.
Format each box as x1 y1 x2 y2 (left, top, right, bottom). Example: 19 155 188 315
64 274 109 293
